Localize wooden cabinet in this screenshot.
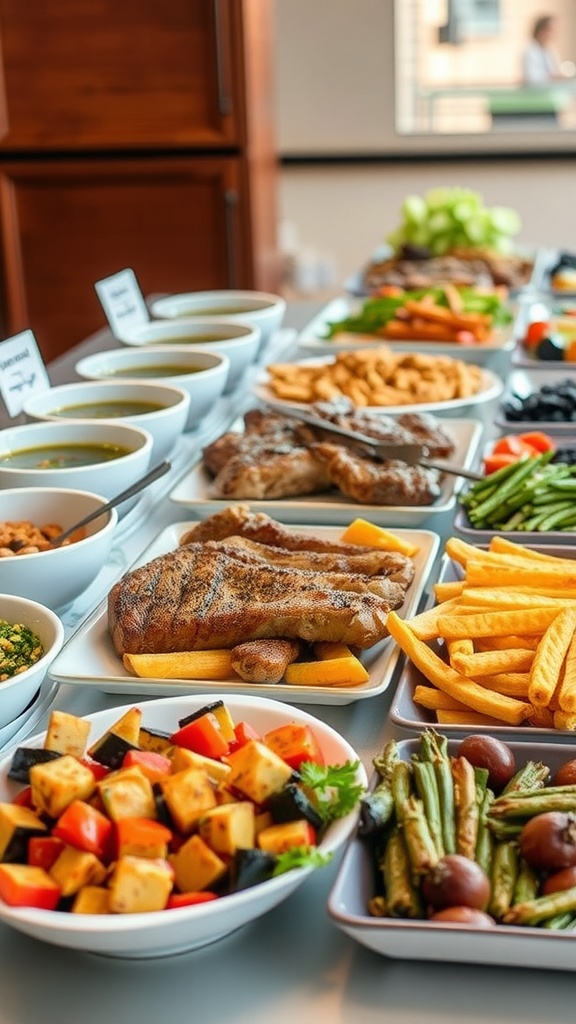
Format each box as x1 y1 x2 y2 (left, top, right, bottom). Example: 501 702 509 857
0 0 280 361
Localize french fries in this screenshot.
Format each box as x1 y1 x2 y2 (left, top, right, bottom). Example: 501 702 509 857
265 346 486 408
403 537 576 731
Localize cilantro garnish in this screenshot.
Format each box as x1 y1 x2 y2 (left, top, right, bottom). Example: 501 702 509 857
298 759 365 823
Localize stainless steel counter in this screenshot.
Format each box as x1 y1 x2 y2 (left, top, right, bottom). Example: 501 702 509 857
0 307 568 1024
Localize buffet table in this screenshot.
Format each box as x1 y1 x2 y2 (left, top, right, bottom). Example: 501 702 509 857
0 304 573 1024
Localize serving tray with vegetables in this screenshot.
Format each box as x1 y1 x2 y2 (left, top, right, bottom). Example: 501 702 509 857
328 733 576 971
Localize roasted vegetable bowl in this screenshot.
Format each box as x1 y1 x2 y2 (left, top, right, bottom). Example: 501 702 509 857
0 693 366 958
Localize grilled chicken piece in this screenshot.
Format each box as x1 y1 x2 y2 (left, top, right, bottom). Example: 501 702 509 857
230 639 303 684
213 535 414 588
311 442 441 506
108 541 405 655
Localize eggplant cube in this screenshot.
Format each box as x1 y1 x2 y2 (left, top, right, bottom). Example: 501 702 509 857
0 803 47 862
108 856 174 913
98 767 156 822
225 740 293 805
198 801 255 857
170 834 227 892
30 755 96 819
49 845 107 897
44 711 91 759
160 768 217 835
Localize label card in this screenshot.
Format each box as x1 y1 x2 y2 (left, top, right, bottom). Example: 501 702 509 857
94 268 150 337
0 330 51 417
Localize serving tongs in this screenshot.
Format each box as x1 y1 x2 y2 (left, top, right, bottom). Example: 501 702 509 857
266 405 484 482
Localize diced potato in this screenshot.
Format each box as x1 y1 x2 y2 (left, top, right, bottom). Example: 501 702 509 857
43 711 91 759
108 856 174 913
49 845 107 897
257 819 315 855
71 886 111 915
30 755 96 819
160 768 217 834
170 834 227 892
98 767 156 822
170 746 232 785
224 740 293 804
198 802 255 856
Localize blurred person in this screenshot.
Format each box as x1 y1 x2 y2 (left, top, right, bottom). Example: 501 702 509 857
521 14 571 85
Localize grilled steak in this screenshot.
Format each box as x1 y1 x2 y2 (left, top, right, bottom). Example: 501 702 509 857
108 540 407 655
211 535 415 588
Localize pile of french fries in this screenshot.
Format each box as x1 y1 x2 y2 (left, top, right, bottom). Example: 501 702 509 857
265 346 485 408
376 287 494 345
386 536 576 731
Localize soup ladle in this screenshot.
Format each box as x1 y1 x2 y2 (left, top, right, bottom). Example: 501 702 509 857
49 459 172 547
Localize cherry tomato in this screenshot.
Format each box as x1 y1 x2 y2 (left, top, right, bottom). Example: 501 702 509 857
524 321 550 349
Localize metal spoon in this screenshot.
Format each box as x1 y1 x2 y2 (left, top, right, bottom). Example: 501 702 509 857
50 459 172 547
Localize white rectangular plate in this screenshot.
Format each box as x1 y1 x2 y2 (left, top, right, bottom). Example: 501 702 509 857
296 296 515 360
47 523 439 706
169 417 483 527
389 544 576 735
328 736 576 971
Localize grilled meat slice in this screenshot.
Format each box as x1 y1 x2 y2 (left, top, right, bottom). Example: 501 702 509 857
212 535 414 588
202 411 330 499
311 442 441 506
180 505 407 557
230 638 303 683
108 542 403 655
308 399 455 458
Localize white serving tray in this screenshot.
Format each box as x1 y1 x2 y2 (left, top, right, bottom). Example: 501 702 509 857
169 417 484 528
328 736 576 971
48 523 440 706
389 544 576 736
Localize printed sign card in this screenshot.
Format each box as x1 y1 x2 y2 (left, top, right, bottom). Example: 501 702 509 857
0 330 51 417
94 268 150 337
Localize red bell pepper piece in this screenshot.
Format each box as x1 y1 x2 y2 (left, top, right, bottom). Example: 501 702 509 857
263 723 324 770
166 891 219 910
122 749 172 783
115 817 173 860
27 835 66 872
0 864 61 910
231 720 262 750
170 713 230 759
52 800 113 860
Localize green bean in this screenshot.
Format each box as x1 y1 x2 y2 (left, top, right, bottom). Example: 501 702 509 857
413 760 444 859
400 795 439 877
513 857 539 905
489 840 519 920
465 455 550 522
503 885 576 926
381 827 423 918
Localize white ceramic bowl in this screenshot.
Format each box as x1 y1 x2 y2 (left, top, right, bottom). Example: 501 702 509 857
149 290 286 351
0 421 153 515
0 487 118 611
117 319 261 394
74 347 230 431
0 594 64 727
0 693 366 958
22 381 190 463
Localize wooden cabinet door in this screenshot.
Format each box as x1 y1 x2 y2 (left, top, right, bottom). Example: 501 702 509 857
0 156 252 361
0 0 245 150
